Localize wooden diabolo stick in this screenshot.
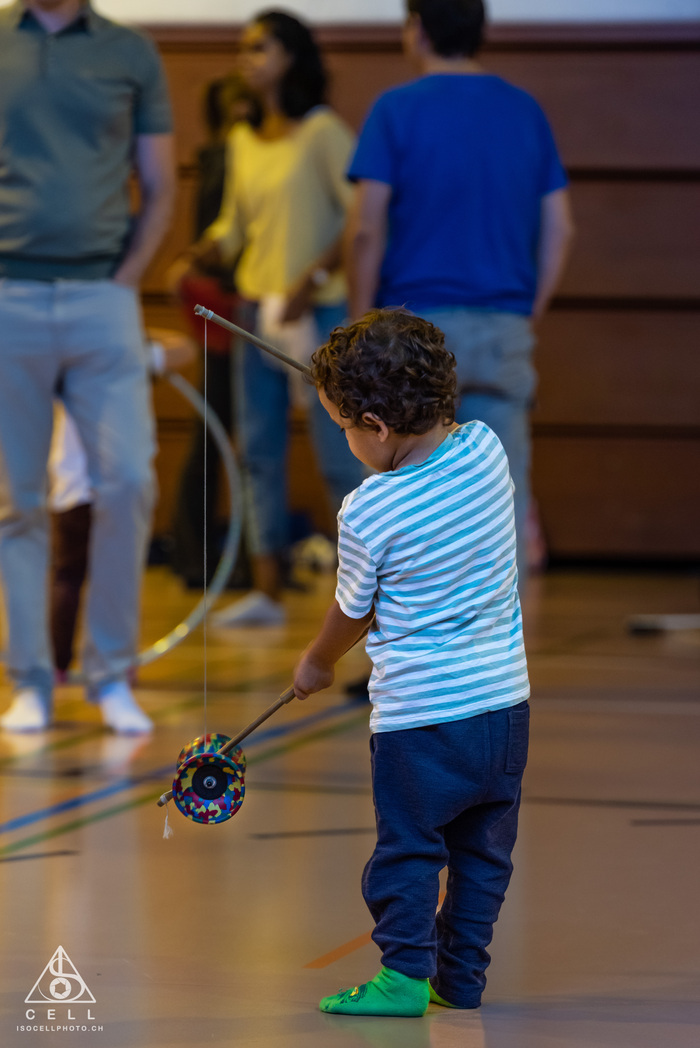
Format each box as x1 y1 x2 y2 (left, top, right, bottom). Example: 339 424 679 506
156 686 296 807
193 304 312 376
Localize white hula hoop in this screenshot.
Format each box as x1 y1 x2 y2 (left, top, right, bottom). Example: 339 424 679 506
0 370 243 682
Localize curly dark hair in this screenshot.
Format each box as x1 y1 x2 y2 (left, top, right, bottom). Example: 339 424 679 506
310 309 457 436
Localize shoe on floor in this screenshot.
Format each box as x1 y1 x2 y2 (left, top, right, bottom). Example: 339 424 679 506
0 688 50 732
96 681 153 735
210 591 286 628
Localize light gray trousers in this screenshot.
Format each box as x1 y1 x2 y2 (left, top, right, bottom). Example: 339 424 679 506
0 279 155 699
420 309 536 587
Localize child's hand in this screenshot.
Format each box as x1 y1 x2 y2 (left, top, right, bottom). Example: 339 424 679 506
293 650 335 701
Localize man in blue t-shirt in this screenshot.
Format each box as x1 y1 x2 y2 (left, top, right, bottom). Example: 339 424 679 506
346 0 574 585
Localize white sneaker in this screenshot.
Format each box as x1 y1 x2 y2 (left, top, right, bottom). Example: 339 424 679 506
292 533 338 572
0 688 50 732
96 681 154 735
210 591 286 628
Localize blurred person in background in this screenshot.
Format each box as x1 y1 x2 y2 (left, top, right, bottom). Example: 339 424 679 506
0 0 174 733
171 9 364 628
48 330 196 684
345 0 574 588
170 76 254 590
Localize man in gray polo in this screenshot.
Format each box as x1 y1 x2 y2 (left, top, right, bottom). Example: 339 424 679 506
0 0 175 732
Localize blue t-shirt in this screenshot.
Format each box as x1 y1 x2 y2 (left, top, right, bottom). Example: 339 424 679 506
348 74 567 315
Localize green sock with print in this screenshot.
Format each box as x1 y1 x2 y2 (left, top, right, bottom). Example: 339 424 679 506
319 967 430 1017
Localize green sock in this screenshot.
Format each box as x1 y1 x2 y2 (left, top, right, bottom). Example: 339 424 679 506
429 984 478 1009
319 967 430 1017
429 984 458 1008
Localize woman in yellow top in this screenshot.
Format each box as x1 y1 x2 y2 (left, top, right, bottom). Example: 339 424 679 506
178 11 364 626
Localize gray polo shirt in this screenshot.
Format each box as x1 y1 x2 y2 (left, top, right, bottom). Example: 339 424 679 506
0 2 172 280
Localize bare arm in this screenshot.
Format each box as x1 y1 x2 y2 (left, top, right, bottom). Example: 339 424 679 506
281 233 345 323
164 236 223 295
343 179 392 320
532 187 575 323
113 133 176 287
293 601 374 700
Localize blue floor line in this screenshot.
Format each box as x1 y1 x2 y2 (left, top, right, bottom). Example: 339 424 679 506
0 698 366 836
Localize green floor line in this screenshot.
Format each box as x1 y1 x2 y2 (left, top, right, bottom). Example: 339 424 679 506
0 706 369 858
0 793 158 858
248 709 369 766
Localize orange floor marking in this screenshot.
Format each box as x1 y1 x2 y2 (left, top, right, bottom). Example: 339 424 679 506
305 892 446 969
305 931 373 969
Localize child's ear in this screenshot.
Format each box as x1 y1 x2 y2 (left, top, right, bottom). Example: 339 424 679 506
361 413 390 442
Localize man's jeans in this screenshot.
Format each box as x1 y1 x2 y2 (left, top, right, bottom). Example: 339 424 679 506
0 279 155 698
420 309 536 584
235 302 365 556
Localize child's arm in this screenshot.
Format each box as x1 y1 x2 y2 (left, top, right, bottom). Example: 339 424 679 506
293 600 374 700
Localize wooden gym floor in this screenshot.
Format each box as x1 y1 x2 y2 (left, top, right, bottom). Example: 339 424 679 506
1 564 699 1047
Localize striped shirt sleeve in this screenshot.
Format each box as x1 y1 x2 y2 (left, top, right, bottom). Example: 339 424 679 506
335 520 377 619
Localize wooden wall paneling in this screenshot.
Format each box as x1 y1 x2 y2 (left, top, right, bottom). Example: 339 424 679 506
150 364 199 423
323 51 412 131
151 422 191 536
162 51 239 167
532 311 700 427
561 181 700 299
159 47 412 163
480 51 700 170
144 23 700 560
153 25 700 168
141 173 199 295
143 299 192 332
532 437 700 557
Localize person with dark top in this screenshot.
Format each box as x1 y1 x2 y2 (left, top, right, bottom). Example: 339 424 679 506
0 0 174 734
170 77 253 589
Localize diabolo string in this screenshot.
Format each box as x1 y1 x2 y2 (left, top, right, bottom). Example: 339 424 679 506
203 317 208 738
162 318 210 841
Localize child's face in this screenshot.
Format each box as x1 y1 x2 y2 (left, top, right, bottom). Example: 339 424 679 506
318 390 391 472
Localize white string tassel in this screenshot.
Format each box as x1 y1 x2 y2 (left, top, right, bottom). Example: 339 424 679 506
162 798 174 839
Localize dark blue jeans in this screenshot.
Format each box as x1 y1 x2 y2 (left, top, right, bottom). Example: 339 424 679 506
234 301 364 556
362 701 529 1007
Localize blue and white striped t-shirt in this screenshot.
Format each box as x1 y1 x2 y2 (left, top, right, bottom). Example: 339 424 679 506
335 421 530 733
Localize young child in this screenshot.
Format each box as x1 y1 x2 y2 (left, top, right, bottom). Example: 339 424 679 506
293 309 530 1017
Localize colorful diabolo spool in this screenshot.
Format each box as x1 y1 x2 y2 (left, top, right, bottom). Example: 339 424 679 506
177 733 246 773
172 733 246 824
